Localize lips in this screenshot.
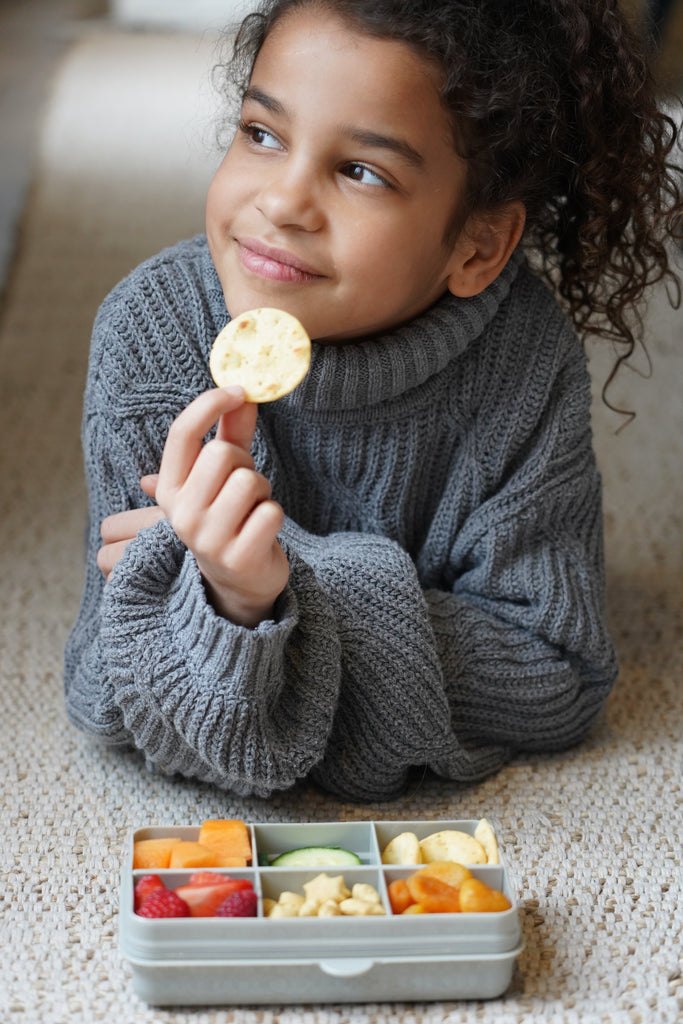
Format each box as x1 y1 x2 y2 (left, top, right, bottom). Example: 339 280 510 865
237 238 324 283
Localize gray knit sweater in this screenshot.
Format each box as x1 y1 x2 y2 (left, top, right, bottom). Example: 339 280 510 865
64 234 617 801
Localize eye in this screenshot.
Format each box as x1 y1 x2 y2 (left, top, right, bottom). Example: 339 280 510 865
238 121 282 151
342 162 391 188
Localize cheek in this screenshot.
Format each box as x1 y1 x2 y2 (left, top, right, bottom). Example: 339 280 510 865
351 222 433 292
341 215 412 272
206 157 241 223
205 176 223 232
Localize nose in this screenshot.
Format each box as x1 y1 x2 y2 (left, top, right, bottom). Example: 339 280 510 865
256 156 324 232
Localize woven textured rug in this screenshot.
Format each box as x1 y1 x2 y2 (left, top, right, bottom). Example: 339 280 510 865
1 27 681 1024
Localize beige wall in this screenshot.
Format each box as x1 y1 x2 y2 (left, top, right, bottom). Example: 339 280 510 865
109 0 258 30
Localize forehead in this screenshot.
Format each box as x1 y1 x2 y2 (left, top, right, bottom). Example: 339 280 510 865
249 9 454 146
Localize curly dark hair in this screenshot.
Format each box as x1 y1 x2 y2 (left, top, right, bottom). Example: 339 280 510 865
216 0 682 415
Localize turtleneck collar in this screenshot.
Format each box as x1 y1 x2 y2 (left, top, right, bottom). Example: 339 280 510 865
202 241 523 412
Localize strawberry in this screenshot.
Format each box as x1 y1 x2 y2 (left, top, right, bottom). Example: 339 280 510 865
188 871 239 887
136 889 190 918
134 874 166 911
175 881 250 917
215 889 258 918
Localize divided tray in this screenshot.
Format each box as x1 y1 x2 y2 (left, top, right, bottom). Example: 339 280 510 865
119 819 524 1005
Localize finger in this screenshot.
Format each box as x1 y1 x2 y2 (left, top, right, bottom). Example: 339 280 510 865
97 538 130 577
177 467 272 558
159 386 247 495
100 505 165 543
140 474 159 498
215 398 259 452
229 499 285 570
177 441 255 513
205 466 273 540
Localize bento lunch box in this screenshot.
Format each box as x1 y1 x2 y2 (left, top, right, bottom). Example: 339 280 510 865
119 819 524 1005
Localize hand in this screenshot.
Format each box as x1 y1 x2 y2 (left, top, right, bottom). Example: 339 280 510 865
153 386 289 628
98 503 166 581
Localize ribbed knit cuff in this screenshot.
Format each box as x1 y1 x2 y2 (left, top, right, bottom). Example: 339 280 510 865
100 518 343 794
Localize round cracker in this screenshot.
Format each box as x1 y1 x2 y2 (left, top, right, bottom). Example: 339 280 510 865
418 829 487 866
210 307 311 403
474 817 499 864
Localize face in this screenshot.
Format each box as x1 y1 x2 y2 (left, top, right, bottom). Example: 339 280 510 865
206 8 469 342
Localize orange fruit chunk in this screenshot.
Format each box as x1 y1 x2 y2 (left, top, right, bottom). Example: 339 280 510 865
458 877 512 912
387 878 414 915
406 872 461 913
413 861 472 890
198 819 252 867
168 841 218 869
133 837 182 870
402 903 425 914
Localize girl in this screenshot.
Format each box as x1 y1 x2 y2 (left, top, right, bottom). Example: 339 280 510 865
64 0 682 801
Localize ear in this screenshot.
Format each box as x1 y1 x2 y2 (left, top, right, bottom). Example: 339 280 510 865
446 202 526 298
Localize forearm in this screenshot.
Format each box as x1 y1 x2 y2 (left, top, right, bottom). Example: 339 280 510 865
282 523 455 800
66 411 616 802
64 594 130 746
67 516 343 795
427 588 617 755
283 451 618 799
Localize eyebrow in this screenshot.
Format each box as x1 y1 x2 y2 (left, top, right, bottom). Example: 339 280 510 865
243 86 285 116
345 128 424 169
242 86 425 169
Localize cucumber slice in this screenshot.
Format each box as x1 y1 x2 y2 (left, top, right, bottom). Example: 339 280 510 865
270 846 362 867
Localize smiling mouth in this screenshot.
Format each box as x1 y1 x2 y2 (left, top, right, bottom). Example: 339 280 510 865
237 239 324 283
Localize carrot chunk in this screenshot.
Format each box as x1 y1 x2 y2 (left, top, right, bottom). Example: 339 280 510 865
387 878 414 915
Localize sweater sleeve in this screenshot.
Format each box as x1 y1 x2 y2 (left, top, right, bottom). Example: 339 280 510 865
63 407 346 797
299 346 618 801
62 252 348 798
423 360 619 779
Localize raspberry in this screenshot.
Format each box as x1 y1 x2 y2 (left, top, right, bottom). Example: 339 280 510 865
136 889 190 918
215 888 258 918
133 873 166 911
